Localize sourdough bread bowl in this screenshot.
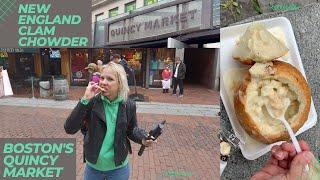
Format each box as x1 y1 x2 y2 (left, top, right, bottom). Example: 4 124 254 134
234 61 311 144
233 23 289 65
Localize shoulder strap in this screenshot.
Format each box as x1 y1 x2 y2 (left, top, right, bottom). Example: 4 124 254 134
125 101 130 127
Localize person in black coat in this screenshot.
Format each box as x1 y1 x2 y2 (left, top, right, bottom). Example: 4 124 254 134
172 57 186 97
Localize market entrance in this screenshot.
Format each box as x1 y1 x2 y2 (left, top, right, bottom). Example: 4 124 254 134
183 48 215 89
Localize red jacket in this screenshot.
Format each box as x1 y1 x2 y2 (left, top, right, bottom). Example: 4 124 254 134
162 69 172 80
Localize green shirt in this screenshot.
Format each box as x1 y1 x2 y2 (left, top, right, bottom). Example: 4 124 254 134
81 95 129 171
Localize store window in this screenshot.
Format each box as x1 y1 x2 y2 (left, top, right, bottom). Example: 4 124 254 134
149 48 175 87
70 49 89 86
109 7 118 18
112 49 145 86
41 48 62 79
125 1 136 13
15 53 35 77
0 51 9 70
95 13 104 22
92 48 106 64
144 0 157 6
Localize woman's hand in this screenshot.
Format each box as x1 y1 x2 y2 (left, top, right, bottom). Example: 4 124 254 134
83 82 99 100
251 140 317 180
142 136 157 147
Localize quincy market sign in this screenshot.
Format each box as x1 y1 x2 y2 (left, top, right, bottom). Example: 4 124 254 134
108 0 203 43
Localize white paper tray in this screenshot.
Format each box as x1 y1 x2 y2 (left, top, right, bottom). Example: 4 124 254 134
220 17 318 160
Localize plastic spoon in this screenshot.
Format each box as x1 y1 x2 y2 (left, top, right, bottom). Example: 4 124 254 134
265 99 309 171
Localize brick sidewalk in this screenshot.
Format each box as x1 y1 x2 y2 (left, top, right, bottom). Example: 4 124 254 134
0 105 219 180
13 84 219 105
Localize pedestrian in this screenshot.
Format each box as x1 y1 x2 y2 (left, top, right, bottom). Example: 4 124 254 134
85 63 100 84
120 55 129 67
251 140 319 180
161 65 172 93
0 66 4 98
111 54 132 86
97 59 103 73
64 62 156 180
110 54 121 64
172 57 186 97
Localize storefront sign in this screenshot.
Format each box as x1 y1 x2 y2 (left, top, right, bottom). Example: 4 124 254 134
108 0 202 43
0 48 38 53
0 0 91 47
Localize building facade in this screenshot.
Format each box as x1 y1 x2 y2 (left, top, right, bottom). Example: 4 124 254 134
92 0 220 90
92 0 220 47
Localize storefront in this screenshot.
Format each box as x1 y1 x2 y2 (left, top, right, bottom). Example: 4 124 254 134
0 48 96 88
40 48 62 80
92 0 220 89
93 0 220 48
106 48 175 88
92 48 107 64
108 48 145 86
69 49 90 86
15 53 35 77
2 48 219 90
0 48 40 79
147 48 175 87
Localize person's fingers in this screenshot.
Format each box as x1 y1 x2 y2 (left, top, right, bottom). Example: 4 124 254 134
299 140 310 151
251 171 272 180
144 140 154 147
272 145 288 161
274 150 288 161
281 142 297 158
88 81 96 86
87 82 98 91
267 157 279 166
288 151 316 180
278 160 289 169
271 145 281 154
260 164 287 176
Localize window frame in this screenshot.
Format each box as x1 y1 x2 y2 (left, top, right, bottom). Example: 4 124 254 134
109 7 119 18
125 1 136 13
95 12 104 22
144 0 158 6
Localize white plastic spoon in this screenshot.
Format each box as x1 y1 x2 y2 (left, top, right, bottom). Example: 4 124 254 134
266 99 309 171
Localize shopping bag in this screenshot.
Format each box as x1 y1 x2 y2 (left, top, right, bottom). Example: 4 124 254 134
162 79 171 89
2 70 13 96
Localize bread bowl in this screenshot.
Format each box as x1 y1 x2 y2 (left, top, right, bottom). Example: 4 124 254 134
234 61 311 144
233 23 289 65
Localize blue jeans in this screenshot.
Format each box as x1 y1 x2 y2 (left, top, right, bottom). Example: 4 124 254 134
84 164 130 180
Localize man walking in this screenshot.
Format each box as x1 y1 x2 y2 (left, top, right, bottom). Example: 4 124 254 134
172 57 186 97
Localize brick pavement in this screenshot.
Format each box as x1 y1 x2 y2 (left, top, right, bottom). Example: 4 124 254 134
0 97 219 117
0 105 220 180
12 84 219 105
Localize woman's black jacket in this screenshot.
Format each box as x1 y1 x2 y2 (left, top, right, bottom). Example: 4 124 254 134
64 95 147 166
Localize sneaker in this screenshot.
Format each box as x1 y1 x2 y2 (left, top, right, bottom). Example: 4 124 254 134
178 95 183 98
172 93 177 96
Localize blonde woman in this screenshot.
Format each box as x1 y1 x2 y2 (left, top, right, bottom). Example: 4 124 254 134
65 62 155 180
